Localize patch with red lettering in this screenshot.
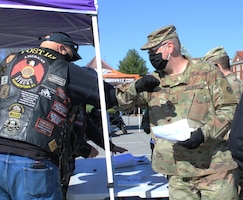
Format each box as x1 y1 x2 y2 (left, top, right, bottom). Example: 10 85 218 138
10 55 48 89
35 118 54 136
56 87 70 105
52 101 68 117
47 111 64 126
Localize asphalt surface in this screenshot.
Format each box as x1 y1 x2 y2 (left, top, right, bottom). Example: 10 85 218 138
90 115 152 160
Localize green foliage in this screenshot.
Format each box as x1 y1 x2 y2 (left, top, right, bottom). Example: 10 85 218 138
118 49 148 76
181 45 191 58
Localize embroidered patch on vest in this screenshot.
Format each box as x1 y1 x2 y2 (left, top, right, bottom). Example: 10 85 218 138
1 75 8 85
17 90 39 108
47 111 64 127
52 101 68 117
0 64 7 74
38 84 55 100
34 118 54 136
48 139 58 152
56 87 70 105
0 85 9 98
8 103 24 119
6 54 15 64
48 74 66 86
10 55 48 89
3 118 20 133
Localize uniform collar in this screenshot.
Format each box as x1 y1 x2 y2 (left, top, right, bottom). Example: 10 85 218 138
161 59 193 87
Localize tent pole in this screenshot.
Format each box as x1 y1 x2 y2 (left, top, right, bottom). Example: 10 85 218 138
138 107 141 132
91 15 115 200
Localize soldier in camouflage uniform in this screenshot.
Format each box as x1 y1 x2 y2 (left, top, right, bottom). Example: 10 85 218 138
115 25 239 200
203 47 243 199
202 46 243 101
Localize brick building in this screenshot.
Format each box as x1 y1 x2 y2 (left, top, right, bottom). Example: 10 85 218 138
231 51 243 80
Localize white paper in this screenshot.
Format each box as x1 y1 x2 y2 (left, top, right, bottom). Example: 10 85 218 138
151 119 194 142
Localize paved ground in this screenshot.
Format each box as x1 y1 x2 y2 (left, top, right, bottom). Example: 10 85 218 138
87 115 169 200
89 115 152 160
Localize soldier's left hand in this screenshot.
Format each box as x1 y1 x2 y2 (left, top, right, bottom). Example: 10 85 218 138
177 128 204 149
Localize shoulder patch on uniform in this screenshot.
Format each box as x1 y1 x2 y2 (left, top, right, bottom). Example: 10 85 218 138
227 86 233 94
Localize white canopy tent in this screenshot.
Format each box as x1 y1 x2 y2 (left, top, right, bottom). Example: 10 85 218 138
0 0 115 199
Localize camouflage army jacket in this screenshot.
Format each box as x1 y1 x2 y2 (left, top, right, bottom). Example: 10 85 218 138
226 72 243 101
116 59 238 177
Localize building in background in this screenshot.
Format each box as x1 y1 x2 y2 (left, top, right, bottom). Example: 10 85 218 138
231 51 243 80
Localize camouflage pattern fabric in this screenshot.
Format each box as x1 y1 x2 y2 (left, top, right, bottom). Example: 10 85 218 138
168 170 239 200
116 59 238 178
225 72 243 199
222 72 242 141
226 72 243 101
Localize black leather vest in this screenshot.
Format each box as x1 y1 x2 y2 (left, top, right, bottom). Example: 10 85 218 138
0 47 75 156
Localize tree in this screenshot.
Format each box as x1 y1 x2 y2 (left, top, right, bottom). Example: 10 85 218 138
181 45 191 58
118 49 148 76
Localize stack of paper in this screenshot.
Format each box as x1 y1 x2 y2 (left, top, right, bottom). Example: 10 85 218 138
151 119 194 142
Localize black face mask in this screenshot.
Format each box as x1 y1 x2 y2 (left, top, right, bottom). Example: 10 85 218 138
149 53 168 70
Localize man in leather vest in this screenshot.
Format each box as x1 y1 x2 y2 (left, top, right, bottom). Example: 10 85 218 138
61 104 128 200
0 32 117 200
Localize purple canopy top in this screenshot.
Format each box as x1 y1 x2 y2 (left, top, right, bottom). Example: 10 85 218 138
0 0 97 13
0 0 98 48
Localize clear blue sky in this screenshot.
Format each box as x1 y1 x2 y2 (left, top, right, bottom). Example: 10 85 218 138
76 0 243 73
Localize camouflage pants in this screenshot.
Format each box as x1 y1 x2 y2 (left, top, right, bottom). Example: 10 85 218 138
169 170 239 200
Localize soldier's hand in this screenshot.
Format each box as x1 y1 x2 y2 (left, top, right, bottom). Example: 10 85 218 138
135 75 160 93
177 128 204 149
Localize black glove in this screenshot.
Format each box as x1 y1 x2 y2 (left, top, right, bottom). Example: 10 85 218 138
135 75 160 93
177 128 204 149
